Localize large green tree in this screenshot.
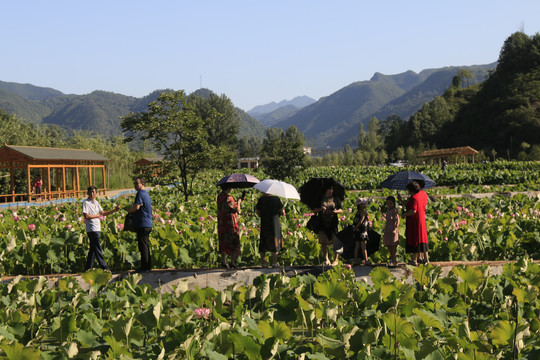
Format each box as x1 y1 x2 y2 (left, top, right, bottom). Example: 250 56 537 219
121 90 239 201
260 126 307 180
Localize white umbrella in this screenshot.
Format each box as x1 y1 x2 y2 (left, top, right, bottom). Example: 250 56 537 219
253 179 300 200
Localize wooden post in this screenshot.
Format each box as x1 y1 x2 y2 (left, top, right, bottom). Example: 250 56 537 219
102 165 106 192
62 166 66 198
27 164 31 202
9 160 15 202
76 166 80 198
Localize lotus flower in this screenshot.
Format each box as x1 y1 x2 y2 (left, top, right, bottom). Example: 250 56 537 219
194 307 211 319
28 223 36 231
117 223 124 230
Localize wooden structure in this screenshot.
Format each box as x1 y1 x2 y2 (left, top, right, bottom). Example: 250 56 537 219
237 157 259 169
418 146 479 163
0 145 109 203
135 156 164 177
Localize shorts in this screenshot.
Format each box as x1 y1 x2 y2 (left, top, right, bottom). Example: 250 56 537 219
318 231 337 246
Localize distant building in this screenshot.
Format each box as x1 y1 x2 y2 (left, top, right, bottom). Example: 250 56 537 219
135 156 164 177
238 157 259 169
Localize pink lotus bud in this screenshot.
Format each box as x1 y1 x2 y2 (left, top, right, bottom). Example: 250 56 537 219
435 210 441 215
199 216 205 221
117 223 124 230
66 224 72 230
28 223 36 231
345 264 352 270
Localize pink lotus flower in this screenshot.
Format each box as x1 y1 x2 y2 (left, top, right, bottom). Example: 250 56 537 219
444 237 448 241
345 264 352 270
0 213 3 218
13 216 20 222
486 213 493 219
296 223 302 228
166 219 173 225
117 223 124 230
66 224 72 230
457 206 462 212
165 211 172 217
159 217 165 224
199 216 205 221
208 215 215 221
339 215 346 221
435 210 441 216
194 307 211 319
437 229 442 235
467 212 474 217
28 223 36 231
153 214 159 219
61 217 67 222
287 231 292 236
347 208 353 213
178 230 182 235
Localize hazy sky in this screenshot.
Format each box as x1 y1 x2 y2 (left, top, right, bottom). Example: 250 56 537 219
2 1 540 110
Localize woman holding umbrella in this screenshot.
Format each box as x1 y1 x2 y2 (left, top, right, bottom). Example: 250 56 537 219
217 185 245 268
399 180 429 265
255 191 285 268
313 184 343 266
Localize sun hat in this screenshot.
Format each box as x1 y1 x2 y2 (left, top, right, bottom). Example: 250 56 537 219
356 197 368 205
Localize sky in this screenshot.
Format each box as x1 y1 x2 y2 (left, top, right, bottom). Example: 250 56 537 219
2 1 540 111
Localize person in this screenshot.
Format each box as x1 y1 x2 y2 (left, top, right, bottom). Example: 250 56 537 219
32 175 43 198
82 186 121 271
383 196 400 267
352 198 370 266
313 184 343 266
399 181 429 265
217 185 243 268
256 192 285 268
442 158 448 172
125 178 153 272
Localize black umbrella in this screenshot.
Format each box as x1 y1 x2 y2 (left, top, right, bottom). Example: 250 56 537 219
380 171 435 190
299 177 345 210
216 173 260 189
336 225 380 259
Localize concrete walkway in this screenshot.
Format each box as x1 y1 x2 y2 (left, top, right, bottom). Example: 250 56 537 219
2 260 526 294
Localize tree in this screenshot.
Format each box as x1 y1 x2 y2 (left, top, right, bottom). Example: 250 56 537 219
260 126 307 180
358 117 386 164
121 90 237 201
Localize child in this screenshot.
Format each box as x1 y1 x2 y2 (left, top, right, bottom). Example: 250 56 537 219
352 198 370 266
383 196 400 267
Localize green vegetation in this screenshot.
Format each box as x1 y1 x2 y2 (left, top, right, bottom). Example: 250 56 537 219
1 259 540 358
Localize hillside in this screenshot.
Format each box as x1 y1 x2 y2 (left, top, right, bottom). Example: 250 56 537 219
0 83 266 138
274 65 494 148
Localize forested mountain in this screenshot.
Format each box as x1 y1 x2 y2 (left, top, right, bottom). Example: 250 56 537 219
273 64 494 147
382 32 540 159
0 83 266 138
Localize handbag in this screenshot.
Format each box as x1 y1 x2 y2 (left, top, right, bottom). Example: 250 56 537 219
306 214 320 233
367 228 381 255
123 213 137 232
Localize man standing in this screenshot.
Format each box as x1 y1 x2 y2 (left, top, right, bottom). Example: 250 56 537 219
125 177 153 272
83 186 120 271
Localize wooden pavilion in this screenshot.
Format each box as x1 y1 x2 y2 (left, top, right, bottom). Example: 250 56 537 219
418 146 479 163
0 145 109 203
134 156 164 177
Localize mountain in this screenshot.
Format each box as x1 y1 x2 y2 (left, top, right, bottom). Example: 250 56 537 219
272 64 495 148
252 105 301 127
248 95 316 117
0 83 266 138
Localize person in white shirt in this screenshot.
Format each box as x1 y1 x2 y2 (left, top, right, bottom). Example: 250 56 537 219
82 186 120 271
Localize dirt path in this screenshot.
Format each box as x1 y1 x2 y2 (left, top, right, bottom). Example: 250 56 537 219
3 260 536 293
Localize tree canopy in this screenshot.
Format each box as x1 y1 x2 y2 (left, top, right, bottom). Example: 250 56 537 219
121 90 239 201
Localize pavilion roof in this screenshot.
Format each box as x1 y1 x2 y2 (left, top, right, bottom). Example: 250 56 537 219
418 146 478 158
0 145 109 162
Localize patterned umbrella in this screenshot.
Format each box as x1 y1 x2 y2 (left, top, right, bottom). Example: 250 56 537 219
380 171 435 190
216 173 260 189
